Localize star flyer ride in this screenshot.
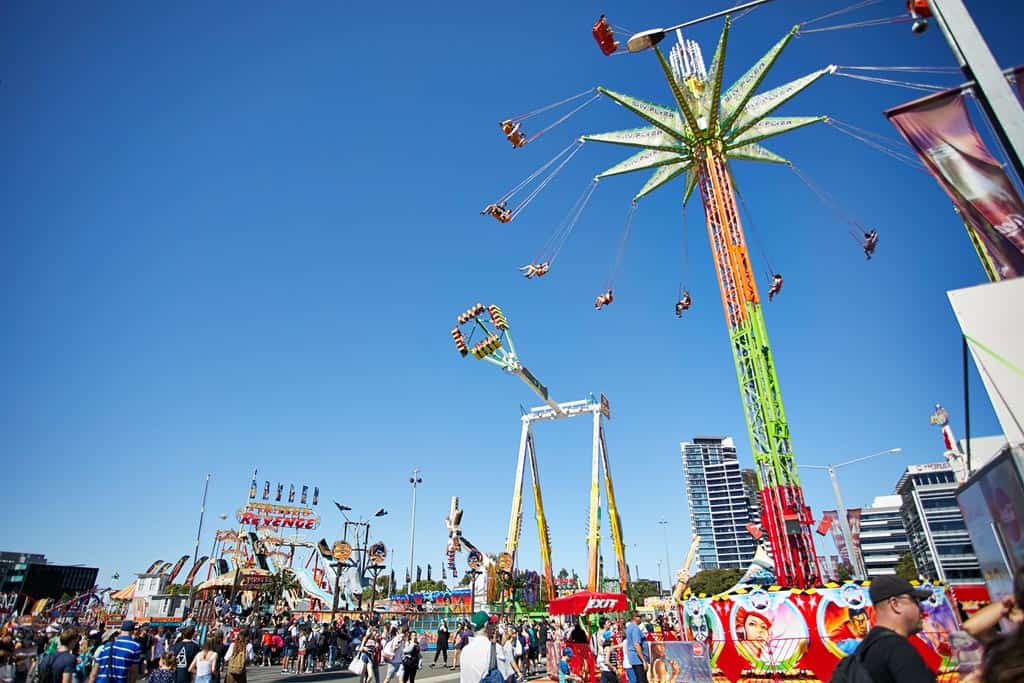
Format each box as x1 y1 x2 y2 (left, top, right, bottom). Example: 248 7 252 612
491 17 831 588
451 304 629 599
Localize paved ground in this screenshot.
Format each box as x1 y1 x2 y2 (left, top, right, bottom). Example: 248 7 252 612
242 658 548 683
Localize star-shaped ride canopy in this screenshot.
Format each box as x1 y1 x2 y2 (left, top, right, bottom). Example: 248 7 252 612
582 18 834 204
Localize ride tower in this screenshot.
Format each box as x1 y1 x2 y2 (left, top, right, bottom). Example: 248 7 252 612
451 304 629 597
583 20 833 586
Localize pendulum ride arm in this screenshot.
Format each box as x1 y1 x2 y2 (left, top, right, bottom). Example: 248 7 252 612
697 146 819 587
526 433 556 600
599 425 629 592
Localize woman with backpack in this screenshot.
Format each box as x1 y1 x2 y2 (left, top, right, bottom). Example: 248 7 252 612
223 633 250 683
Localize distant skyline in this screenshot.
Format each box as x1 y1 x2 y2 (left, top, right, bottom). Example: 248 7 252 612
1 0 1014 586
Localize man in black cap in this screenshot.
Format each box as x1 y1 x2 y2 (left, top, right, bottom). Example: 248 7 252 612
837 575 935 683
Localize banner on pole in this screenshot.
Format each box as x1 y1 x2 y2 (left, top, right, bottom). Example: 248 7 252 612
887 88 1024 279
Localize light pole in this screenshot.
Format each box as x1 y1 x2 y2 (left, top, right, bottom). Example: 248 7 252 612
802 448 903 580
187 473 211 610
407 468 422 594
658 520 672 596
625 0 774 53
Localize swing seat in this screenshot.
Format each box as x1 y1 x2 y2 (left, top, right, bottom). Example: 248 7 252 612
592 16 619 55
906 0 931 17
500 120 528 147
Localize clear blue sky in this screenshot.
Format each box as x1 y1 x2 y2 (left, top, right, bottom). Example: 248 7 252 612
1 0 1017 588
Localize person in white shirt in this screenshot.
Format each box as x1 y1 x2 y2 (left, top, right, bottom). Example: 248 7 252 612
382 630 405 683
459 612 497 683
497 631 522 683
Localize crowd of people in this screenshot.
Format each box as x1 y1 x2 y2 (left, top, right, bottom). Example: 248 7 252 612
1 568 1022 683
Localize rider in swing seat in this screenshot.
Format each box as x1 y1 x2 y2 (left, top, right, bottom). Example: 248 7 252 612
675 291 692 317
594 289 614 310
767 273 783 302
863 229 878 259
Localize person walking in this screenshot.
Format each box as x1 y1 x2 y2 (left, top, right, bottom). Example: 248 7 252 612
223 633 249 683
357 629 381 683
381 630 404 683
87 622 142 683
432 622 449 668
170 627 199 683
188 639 218 683
400 632 420 683
458 613 497 683
624 613 648 683
831 576 935 683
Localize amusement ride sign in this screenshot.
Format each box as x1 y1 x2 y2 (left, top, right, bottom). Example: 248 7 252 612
236 502 321 530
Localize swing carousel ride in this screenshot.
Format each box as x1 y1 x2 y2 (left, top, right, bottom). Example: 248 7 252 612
474 3 962 587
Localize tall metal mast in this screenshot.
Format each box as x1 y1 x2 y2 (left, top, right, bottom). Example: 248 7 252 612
582 19 831 586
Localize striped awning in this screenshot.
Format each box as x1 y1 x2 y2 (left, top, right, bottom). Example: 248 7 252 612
110 584 136 601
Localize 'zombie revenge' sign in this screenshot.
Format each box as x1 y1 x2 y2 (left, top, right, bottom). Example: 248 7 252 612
236 503 320 530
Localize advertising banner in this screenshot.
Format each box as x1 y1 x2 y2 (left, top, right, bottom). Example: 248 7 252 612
887 89 1024 278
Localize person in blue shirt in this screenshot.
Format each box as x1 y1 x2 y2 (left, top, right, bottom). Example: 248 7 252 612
557 649 580 683
88 622 142 683
624 614 648 683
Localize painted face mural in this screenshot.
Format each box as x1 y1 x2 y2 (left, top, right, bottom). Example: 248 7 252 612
729 589 809 673
817 583 875 657
683 596 725 664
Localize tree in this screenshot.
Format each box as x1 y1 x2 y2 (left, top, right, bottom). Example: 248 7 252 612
164 583 190 596
409 579 447 593
626 579 662 605
558 568 570 579
836 563 854 582
687 568 743 596
895 552 919 581
375 575 392 594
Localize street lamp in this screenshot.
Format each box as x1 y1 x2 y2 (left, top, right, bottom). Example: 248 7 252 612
802 448 903 580
407 468 423 594
658 520 672 595
625 0 775 53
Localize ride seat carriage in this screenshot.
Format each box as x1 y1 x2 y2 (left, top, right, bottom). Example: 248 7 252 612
592 16 619 56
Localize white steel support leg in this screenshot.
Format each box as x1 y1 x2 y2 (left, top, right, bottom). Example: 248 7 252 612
586 410 602 591
505 420 531 561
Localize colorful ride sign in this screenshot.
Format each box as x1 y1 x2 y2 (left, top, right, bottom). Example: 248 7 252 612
236 502 320 530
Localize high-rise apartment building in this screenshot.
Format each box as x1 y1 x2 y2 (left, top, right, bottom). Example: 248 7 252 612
896 463 982 583
858 495 911 576
741 469 762 525
822 495 910 577
682 436 758 570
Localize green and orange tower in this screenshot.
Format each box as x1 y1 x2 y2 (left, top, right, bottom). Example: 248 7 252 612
584 19 834 586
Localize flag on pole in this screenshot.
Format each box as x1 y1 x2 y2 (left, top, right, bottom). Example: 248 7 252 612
288 485 296 503
427 564 432 581
276 484 283 502
301 485 309 505
262 481 270 500
249 469 258 500
312 487 320 506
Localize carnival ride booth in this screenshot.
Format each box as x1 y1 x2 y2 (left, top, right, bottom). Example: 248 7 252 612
547 592 628 683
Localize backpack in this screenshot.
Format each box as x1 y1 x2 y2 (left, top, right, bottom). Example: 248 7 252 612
829 631 897 683
28 652 54 683
227 645 247 675
480 643 503 683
